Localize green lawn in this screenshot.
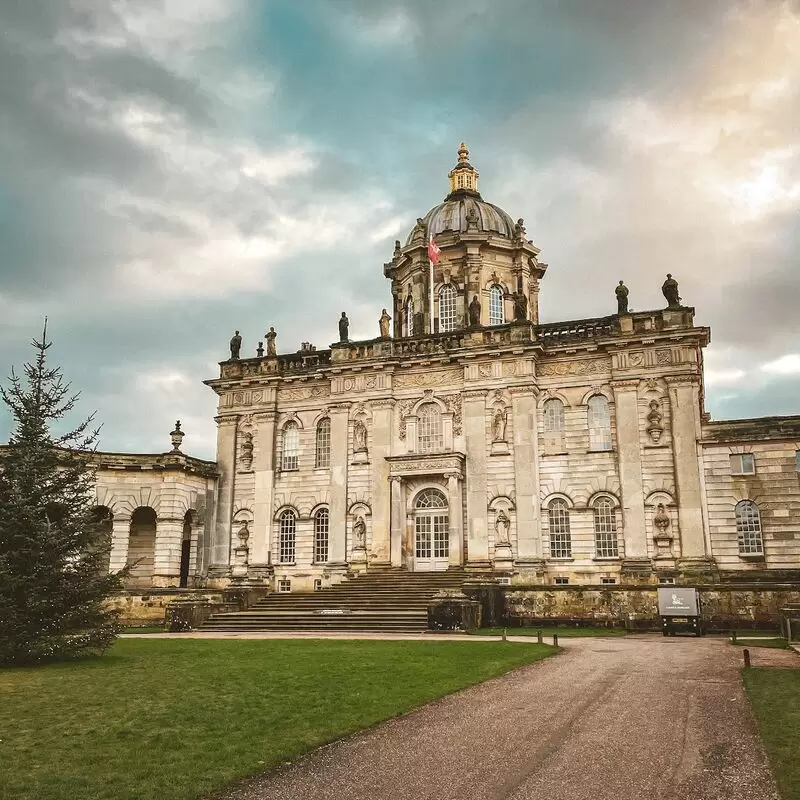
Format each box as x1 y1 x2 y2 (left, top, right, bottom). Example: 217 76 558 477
471 626 628 638
743 669 800 800
731 638 790 650
0 638 553 800
120 626 166 634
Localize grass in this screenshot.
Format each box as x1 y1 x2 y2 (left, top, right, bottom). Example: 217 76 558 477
120 626 166 634
470 625 627 638
743 668 800 800
731 638 790 650
0 638 554 800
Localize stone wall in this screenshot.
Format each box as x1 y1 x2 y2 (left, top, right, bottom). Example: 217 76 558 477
107 589 230 625
501 584 800 630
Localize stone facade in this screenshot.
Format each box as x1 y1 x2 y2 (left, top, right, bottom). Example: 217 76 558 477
92 145 800 592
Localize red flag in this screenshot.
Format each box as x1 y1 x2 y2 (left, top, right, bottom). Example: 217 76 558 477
427 235 441 265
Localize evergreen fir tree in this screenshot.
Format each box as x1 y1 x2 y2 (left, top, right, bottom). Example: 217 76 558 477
0 323 123 664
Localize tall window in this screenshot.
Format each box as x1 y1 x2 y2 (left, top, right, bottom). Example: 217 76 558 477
281 421 300 471
593 498 619 558
313 508 329 563
588 395 612 451
543 398 566 454
417 403 444 453
548 499 572 558
278 510 296 563
488 284 504 326
406 297 415 336
414 489 449 565
735 500 763 555
438 284 457 332
315 418 331 469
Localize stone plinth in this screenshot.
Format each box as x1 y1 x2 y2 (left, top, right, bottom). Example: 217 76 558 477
427 590 482 631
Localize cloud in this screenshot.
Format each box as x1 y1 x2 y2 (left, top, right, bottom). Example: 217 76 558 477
762 354 800 376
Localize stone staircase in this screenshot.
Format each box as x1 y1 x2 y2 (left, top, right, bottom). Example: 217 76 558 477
201 569 468 633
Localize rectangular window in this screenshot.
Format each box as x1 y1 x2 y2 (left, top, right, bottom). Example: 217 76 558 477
277 578 291 593
315 420 331 469
554 577 569 585
730 453 755 475
658 577 675 585
313 579 322 592
601 577 617 585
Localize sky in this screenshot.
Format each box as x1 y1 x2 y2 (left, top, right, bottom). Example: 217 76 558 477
0 0 798 460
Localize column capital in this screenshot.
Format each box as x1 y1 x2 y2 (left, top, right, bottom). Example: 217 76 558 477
444 472 462 482
252 411 277 424
508 383 539 397
610 379 640 392
214 414 239 427
370 398 397 409
388 475 403 486
664 374 700 387
329 402 353 413
463 389 489 401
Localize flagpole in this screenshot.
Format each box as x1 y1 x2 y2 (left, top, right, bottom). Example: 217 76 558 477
429 255 434 335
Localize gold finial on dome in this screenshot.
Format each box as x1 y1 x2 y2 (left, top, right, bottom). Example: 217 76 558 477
448 142 479 195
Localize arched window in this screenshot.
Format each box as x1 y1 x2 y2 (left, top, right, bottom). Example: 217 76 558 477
438 284 457 332
313 508 329 563
281 421 300 471
588 395 612 451
735 500 763 555
417 403 443 453
406 297 415 336
414 489 449 570
278 510 296 563
548 499 571 558
315 418 331 469
488 285 504 326
593 498 619 558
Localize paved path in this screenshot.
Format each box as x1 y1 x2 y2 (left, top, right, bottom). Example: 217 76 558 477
219 636 797 800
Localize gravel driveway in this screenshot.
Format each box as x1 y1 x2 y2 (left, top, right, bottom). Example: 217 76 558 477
219 636 797 800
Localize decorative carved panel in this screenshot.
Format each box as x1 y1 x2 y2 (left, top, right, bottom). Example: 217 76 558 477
539 358 608 377
394 369 461 389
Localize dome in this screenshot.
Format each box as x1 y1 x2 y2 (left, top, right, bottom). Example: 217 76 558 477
404 144 517 245
406 195 517 246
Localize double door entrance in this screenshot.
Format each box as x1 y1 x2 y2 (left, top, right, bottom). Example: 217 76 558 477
413 489 450 571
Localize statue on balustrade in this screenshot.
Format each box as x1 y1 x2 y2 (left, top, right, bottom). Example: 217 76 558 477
265 327 277 356
513 292 528 321
229 330 242 360
468 295 481 327
615 281 629 314
379 309 391 338
339 312 349 342
662 274 682 308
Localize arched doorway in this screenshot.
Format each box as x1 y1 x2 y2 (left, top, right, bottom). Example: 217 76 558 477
90 505 114 575
127 506 157 586
414 488 449 571
179 511 193 588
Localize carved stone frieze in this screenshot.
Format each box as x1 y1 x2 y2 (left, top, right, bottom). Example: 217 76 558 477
539 358 608 377
387 452 465 478
278 384 330 402
224 387 273 408
613 347 681 371
331 373 390 394
394 369 461 389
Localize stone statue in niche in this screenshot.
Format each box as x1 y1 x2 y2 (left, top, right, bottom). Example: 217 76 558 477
654 503 670 532
646 399 664 444
492 406 508 442
379 309 391 338
662 273 682 308
353 515 367 549
353 418 368 454
615 281 629 314
229 330 242 360
240 431 254 469
339 312 349 342
237 520 250 546
468 295 481 327
265 327 277 356
495 509 511 544
513 291 528 321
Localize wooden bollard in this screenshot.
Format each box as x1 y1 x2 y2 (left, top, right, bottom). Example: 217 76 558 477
553 634 559 647
537 629 543 644
732 630 737 643
502 627 507 642
743 648 751 668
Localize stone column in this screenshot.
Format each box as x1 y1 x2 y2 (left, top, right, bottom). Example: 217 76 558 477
109 516 131 573
153 517 183 587
211 415 238 574
328 404 351 565
463 390 489 564
610 381 649 566
370 400 395 565
511 385 542 563
390 476 404 566
667 377 712 568
446 472 464 566
251 411 277 572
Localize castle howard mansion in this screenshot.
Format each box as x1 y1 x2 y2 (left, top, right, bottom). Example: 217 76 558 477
93 145 800 593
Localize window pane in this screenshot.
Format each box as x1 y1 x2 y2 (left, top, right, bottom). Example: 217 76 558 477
279 511 296 563
417 404 444 453
406 298 414 336
735 500 763 555
415 488 448 509
588 395 612 451
543 399 565 432
548 499 572 558
593 499 618 558
282 422 299 471
315 419 331 469
439 285 456 332
488 285 504 326
314 509 329 563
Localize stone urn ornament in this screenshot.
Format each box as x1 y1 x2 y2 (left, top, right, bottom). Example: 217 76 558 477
646 399 664 444
170 420 185 452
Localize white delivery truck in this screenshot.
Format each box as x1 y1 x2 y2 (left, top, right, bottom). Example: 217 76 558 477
657 587 703 637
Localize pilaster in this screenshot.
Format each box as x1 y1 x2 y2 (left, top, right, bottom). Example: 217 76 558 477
446 472 464 566
152 517 184 587
510 384 541 561
212 414 238 571
463 389 489 562
611 380 648 563
389 476 404 567
251 411 277 568
329 403 351 563
109 517 131 573
369 399 395 563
